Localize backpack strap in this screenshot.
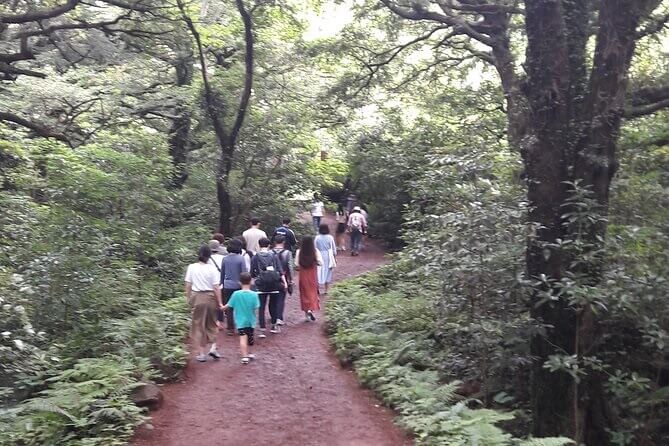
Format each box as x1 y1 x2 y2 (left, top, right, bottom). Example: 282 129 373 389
211 257 221 272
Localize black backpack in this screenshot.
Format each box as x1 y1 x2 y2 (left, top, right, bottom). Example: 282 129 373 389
254 252 282 292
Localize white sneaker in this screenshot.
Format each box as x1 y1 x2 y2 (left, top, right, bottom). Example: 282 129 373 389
195 354 207 362
208 350 222 360
241 357 250 364
247 353 256 360
258 330 267 339
270 325 280 334
276 319 285 326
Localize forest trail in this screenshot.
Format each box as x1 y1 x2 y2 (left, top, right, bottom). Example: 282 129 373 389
133 217 411 446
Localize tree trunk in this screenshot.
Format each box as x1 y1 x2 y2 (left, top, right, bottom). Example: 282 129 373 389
523 0 576 438
167 55 193 189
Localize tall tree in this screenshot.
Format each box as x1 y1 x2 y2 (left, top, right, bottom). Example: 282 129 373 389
357 0 669 442
177 0 254 235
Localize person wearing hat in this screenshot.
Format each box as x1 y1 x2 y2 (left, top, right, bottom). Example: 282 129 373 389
208 240 226 328
347 206 367 256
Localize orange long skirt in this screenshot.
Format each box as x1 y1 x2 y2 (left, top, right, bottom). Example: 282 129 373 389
298 265 320 312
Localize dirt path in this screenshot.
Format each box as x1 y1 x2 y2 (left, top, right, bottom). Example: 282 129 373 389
133 219 411 446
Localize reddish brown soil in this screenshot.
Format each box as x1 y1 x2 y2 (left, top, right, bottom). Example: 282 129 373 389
133 222 411 446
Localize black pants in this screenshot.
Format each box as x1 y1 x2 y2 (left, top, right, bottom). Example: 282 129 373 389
220 288 238 330
269 290 286 324
258 293 269 329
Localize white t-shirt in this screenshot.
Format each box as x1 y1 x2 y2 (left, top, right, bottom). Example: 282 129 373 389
311 201 325 217
242 227 267 254
209 254 224 271
185 262 220 292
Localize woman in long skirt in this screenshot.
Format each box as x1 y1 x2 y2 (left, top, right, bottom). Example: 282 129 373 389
184 245 224 362
315 223 337 295
295 236 323 322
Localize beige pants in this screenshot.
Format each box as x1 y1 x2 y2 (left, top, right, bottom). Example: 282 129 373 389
189 291 218 348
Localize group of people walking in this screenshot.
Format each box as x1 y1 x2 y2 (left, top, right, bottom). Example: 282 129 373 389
183 208 367 364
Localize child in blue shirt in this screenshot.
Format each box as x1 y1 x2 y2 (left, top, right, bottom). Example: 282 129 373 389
223 272 260 364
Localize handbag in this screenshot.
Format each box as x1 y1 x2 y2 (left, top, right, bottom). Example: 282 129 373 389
328 248 337 269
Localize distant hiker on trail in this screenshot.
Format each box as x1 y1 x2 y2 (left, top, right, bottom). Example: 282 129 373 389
184 245 224 362
310 193 325 232
335 204 347 252
271 235 293 332
211 233 228 255
347 206 367 256
295 236 322 322
222 272 259 365
251 237 287 339
220 239 248 336
315 223 337 295
272 218 297 253
242 217 267 254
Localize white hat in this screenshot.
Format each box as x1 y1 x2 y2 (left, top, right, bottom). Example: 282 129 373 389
208 239 222 253
353 206 361 211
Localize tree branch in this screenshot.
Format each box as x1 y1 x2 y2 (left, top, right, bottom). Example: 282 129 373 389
0 0 80 24
0 111 71 145
229 0 254 145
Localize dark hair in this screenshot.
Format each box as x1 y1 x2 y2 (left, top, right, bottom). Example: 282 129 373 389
258 237 271 248
212 233 225 244
337 203 344 213
237 236 247 249
318 223 330 235
282 218 291 225
239 272 252 285
227 238 243 254
313 192 319 200
298 236 317 268
274 235 286 245
250 217 260 226
198 245 212 263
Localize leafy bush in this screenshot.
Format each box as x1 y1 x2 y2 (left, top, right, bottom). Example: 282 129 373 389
327 274 572 446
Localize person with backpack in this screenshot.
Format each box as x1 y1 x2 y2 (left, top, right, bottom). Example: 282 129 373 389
270 235 293 332
347 206 367 256
250 238 287 338
271 218 297 253
220 238 248 336
295 236 322 322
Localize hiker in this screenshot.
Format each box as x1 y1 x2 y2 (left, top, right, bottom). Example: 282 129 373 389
347 206 367 256
271 217 297 253
208 239 226 329
220 238 248 336
238 237 253 272
222 272 259 364
315 223 337 295
211 233 228 255
184 245 224 362
251 237 287 338
271 235 294 331
295 236 322 322
335 204 347 251
310 193 325 232
242 217 267 254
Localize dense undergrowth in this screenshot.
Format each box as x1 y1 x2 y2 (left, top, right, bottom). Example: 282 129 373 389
326 272 570 446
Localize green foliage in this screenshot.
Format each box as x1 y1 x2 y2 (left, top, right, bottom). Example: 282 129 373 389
327 275 571 446
0 358 146 446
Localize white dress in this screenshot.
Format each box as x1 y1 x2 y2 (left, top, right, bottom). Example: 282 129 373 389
314 234 337 284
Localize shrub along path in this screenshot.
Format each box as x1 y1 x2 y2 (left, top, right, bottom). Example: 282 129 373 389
133 218 411 446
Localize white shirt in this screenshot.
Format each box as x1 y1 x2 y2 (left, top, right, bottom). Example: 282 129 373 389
185 262 220 292
311 201 325 217
242 227 267 254
209 254 224 270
